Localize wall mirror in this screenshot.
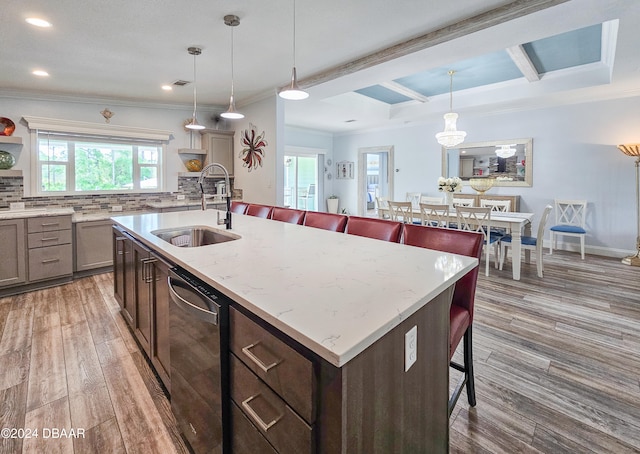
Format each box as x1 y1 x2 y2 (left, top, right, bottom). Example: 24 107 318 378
442 138 533 187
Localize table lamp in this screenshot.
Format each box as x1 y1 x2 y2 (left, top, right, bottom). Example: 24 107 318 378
617 144 640 266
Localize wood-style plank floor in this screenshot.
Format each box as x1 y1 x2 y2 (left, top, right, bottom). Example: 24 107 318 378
0 250 639 453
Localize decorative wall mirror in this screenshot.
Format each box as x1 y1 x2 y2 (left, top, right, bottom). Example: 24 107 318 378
442 138 533 187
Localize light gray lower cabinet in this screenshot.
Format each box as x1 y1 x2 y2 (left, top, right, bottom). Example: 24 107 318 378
27 215 73 282
0 219 26 288
74 220 114 272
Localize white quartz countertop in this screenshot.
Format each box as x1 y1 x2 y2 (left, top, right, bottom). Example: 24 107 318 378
112 210 478 367
0 208 75 220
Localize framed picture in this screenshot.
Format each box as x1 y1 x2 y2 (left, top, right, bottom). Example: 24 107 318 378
336 161 354 179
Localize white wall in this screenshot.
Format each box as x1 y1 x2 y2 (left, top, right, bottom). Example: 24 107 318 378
332 95 640 257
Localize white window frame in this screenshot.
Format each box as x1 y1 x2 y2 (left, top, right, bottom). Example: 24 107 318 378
23 116 172 197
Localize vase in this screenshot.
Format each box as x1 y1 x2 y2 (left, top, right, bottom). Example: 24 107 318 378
0 150 15 170
444 191 454 211
327 198 339 214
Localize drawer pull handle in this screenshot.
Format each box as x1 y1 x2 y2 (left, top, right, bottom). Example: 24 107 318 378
242 342 281 373
41 237 59 241
41 258 60 264
41 222 60 227
241 394 282 432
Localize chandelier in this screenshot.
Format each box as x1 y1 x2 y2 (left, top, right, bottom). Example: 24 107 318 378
435 70 466 148
495 144 517 158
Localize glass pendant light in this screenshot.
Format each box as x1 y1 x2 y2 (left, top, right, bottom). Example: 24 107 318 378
221 15 244 120
185 47 206 130
435 70 466 148
279 0 309 100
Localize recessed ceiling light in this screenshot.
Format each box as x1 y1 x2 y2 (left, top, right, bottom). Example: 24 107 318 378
26 17 52 28
161 85 173 91
32 70 49 77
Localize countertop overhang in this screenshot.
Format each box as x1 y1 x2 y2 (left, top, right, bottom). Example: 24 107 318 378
112 210 478 367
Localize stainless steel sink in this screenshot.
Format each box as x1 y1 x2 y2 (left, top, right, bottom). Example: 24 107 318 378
151 226 240 247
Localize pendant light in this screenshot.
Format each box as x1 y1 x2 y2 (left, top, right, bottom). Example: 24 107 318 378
435 70 466 148
495 144 517 158
221 15 244 120
185 47 205 130
279 0 309 100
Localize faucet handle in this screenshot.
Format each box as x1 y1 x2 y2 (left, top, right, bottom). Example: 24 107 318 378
217 211 226 225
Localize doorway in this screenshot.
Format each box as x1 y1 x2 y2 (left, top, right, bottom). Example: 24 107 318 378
357 146 394 216
283 152 323 211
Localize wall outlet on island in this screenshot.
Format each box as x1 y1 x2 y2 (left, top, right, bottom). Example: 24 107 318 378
405 325 417 372
111 205 123 212
176 194 186 200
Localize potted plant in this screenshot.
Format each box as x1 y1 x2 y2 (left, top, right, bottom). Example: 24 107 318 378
327 195 339 213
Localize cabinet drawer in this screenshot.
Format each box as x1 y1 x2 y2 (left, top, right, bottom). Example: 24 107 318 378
27 216 72 233
231 354 313 454
231 401 278 454
28 229 72 248
28 244 73 281
230 307 315 423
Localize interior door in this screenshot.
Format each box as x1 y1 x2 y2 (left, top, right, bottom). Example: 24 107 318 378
358 146 394 216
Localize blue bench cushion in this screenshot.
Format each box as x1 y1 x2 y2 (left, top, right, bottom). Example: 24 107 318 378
550 224 586 234
500 235 537 246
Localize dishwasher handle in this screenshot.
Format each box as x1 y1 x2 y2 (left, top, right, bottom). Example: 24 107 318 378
168 276 219 325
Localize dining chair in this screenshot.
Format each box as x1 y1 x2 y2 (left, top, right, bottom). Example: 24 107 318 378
456 206 500 276
230 201 249 214
406 192 422 208
345 216 403 242
480 199 511 212
270 207 306 224
500 205 553 278
418 203 450 228
420 195 444 204
549 199 587 259
303 211 348 232
245 204 273 218
388 201 415 223
453 197 474 207
375 196 391 219
403 224 484 416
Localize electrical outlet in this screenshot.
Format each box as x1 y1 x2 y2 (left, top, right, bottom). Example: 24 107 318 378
176 194 186 200
10 202 25 210
111 205 123 212
405 325 417 372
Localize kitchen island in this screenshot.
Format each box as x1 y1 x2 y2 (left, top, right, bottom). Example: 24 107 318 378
112 209 478 453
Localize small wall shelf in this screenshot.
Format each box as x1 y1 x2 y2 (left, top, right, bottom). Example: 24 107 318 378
178 148 207 155
0 136 22 145
0 169 23 177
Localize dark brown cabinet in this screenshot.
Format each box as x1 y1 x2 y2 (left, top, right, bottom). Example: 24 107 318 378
150 255 171 391
112 227 135 326
133 241 152 355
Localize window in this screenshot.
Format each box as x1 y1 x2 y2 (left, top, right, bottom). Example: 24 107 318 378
23 116 172 197
37 133 162 194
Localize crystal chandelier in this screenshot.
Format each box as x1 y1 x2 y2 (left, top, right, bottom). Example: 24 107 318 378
435 70 466 148
495 144 517 158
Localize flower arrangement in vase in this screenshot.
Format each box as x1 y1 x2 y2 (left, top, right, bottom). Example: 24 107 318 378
437 176 463 193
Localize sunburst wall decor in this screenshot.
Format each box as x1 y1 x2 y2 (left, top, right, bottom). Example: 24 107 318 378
240 123 267 172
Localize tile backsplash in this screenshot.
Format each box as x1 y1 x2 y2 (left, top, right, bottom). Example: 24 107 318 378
0 175 234 212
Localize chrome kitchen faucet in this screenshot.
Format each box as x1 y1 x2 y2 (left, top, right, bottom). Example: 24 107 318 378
198 163 232 229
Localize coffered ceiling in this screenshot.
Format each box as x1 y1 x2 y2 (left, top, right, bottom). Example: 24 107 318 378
2 0 639 133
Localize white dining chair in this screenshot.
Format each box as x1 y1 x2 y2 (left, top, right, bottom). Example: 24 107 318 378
406 192 422 208
388 200 414 223
453 198 474 207
420 195 444 204
375 196 390 219
456 206 500 276
480 199 511 212
419 203 450 228
549 199 587 259
500 205 553 278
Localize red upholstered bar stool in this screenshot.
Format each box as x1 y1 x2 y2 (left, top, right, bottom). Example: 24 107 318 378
303 212 348 232
245 204 273 218
230 201 249 214
345 216 403 242
270 207 306 225
403 224 484 416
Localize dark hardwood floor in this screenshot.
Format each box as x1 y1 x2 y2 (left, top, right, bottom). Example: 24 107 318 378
0 250 639 453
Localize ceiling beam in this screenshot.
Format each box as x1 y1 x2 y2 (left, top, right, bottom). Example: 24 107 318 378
291 0 569 90
379 81 430 103
506 44 541 82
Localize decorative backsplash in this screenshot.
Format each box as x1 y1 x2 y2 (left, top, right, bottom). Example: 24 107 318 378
0 175 234 212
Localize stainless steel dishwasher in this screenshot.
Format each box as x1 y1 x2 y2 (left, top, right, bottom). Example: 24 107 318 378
168 267 230 454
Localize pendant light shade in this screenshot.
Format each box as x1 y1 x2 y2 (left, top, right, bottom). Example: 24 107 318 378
436 70 466 148
221 15 244 120
279 0 309 100
185 47 205 130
